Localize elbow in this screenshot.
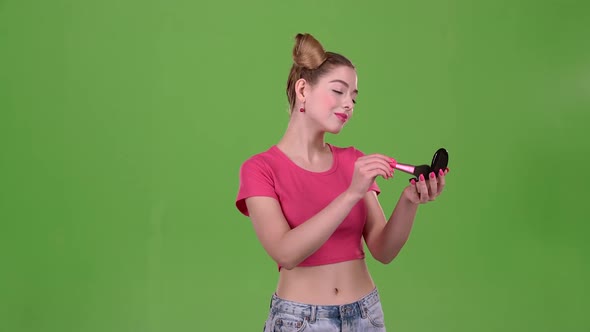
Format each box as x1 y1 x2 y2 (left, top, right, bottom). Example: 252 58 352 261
277 261 298 270
275 253 299 270
374 254 392 265
267 239 301 270
374 248 401 265
376 256 395 265
280 263 296 270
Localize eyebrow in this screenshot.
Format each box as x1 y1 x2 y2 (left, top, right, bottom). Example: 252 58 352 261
329 79 358 94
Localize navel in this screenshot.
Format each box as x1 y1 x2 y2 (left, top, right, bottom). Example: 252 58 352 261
334 287 339 295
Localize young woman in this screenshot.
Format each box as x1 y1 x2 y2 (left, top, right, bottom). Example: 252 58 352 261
235 33 449 332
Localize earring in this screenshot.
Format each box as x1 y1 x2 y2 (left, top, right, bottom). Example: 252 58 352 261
299 107 305 112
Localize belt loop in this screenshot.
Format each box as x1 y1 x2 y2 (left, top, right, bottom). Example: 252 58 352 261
309 305 317 323
359 298 368 319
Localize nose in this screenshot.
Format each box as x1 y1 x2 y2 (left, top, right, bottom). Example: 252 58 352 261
343 98 354 111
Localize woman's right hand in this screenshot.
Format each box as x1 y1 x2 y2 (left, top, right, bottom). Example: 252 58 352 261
347 154 396 198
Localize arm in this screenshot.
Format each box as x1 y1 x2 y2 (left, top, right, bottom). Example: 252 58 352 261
362 191 419 264
363 169 448 264
245 190 363 270
240 152 394 270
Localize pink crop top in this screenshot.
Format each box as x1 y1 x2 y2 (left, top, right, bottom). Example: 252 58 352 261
235 143 380 270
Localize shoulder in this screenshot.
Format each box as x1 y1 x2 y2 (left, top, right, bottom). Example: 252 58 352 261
329 144 368 160
241 146 274 167
236 146 282 216
238 146 282 175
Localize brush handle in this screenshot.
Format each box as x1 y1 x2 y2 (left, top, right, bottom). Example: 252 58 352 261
394 163 431 178
394 163 415 174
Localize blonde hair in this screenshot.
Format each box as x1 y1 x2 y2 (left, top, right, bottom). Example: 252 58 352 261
286 33 355 112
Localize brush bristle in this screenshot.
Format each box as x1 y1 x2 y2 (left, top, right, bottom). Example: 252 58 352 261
413 165 431 178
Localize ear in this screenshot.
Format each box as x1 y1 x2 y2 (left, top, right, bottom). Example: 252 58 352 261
294 78 307 103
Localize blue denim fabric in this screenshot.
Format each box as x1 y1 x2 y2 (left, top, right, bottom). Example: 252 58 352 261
263 288 386 332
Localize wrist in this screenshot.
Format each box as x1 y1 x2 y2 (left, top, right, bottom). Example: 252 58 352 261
400 191 420 208
343 189 364 203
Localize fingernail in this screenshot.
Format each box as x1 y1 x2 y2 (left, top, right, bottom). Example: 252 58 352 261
429 172 435 179
419 174 425 181
438 169 444 176
410 179 416 185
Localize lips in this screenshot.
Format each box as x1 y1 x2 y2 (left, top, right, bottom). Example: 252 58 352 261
335 113 349 122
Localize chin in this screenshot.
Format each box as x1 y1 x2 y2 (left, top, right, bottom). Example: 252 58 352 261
318 118 346 135
326 126 344 135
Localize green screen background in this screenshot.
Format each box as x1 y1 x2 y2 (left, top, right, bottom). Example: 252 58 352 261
1 0 589 331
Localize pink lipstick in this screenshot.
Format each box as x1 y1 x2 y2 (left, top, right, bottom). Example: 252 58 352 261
335 113 348 122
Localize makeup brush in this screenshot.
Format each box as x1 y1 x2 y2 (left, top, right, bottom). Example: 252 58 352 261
394 163 433 179
394 148 449 181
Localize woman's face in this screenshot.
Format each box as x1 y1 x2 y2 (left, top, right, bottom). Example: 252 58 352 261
303 66 358 134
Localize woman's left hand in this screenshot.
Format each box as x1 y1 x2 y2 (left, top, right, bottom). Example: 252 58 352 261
402 168 449 204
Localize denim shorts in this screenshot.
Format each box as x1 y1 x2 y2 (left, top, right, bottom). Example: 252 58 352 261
263 288 386 331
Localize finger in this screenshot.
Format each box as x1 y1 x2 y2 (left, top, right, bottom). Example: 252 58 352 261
371 159 396 176
408 178 420 204
364 153 396 164
428 172 438 199
437 169 446 195
360 159 396 177
359 154 397 169
361 164 391 179
375 164 394 179
417 174 429 203
368 168 389 180
360 160 394 178
358 154 392 162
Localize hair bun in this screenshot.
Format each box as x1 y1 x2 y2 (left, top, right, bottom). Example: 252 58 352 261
293 33 327 70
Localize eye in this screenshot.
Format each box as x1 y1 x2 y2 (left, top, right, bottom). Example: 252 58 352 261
332 89 356 104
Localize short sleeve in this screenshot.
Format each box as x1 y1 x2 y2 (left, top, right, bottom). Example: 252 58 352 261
353 147 381 196
235 156 278 216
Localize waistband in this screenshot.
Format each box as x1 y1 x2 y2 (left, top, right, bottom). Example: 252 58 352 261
269 288 380 322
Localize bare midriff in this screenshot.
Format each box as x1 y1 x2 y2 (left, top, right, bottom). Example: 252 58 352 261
275 259 376 305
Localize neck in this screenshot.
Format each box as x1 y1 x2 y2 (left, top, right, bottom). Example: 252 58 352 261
277 111 328 161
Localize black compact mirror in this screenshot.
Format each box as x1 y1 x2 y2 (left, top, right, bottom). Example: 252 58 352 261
430 148 449 174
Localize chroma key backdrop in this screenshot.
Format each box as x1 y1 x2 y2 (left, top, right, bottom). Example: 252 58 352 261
1 0 589 331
